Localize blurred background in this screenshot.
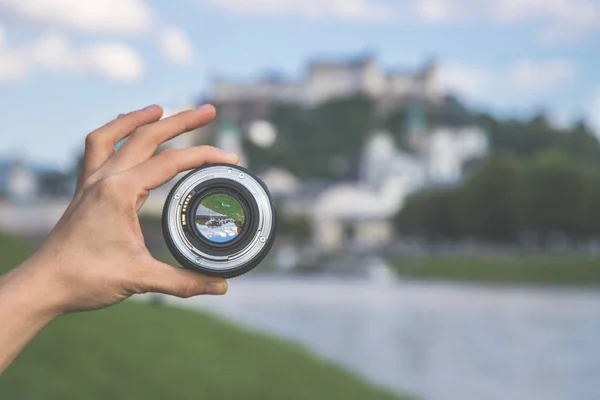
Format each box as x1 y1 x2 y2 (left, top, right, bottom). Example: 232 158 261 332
1 1 599 399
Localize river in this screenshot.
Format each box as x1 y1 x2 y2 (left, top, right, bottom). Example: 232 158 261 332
167 276 600 400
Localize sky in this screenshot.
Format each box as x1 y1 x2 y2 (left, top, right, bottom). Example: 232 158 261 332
0 0 599 169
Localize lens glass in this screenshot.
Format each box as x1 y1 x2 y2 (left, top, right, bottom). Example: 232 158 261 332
194 193 245 243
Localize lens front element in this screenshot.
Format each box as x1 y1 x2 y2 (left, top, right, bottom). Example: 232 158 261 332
162 164 276 278
195 193 245 243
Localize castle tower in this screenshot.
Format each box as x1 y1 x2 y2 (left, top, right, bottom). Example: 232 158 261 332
405 97 436 184
421 57 442 99
405 97 428 153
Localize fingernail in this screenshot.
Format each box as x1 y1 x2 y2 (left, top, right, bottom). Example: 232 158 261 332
225 152 239 163
198 104 215 113
207 281 227 295
143 104 158 111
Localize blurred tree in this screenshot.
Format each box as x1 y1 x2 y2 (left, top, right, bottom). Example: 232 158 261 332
579 171 600 237
396 156 526 243
523 151 586 238
427 95 474 127
384 108 410 151
479 112 600 162
395 189 463 240
563 120 600 161
244 95 374 180
459 156 525 242
276 212 312 240
394 191 428 237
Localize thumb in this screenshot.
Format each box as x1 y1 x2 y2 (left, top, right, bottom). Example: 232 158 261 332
140 259 228 298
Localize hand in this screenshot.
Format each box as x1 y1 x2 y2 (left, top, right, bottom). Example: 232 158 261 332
9 104 237 315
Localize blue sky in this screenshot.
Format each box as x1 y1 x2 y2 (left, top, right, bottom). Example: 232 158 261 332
0 0 599 169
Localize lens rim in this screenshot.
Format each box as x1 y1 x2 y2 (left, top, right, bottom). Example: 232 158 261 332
161 163 276 278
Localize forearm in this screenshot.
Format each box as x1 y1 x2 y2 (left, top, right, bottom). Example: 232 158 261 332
0 262 58 374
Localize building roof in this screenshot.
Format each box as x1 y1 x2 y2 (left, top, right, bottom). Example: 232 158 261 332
308 53 375 71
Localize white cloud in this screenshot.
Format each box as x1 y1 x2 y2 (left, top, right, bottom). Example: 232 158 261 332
437 63 492 100
0 22 5 47
0 51 29 82
159 27 195 66
0 23 30 82
31 31 85 71
0 0 192 74
0 30 144 83
31 32 145 82
87 42 144 82
508 59 574 92
417 0 459 22
436 58 576 110
0 0 154 34
414 0 600 44
204 0 393 21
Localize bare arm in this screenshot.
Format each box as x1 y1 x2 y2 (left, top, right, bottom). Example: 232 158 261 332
0 104 237 374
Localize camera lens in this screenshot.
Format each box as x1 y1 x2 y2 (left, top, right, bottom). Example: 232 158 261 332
162 163 276 278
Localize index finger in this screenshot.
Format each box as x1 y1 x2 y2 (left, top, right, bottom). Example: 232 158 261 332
125 146 239 191
110 105 217 170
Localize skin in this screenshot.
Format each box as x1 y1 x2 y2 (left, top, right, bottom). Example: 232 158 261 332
0 104 238 374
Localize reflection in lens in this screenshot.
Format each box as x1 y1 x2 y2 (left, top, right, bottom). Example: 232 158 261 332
195 193 245 243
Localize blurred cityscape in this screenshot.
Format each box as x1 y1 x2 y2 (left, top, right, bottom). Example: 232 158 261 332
1 1 599 399
3 53 600 271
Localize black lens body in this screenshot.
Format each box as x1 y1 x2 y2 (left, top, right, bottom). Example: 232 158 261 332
162 164 276 278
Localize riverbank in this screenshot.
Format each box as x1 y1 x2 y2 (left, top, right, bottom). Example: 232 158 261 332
178 275 600 400
0 234 407 400
390 255 600 286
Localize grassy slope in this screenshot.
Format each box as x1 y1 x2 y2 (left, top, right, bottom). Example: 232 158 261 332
200 194 245 222
391 255 600 286
0 234 404 400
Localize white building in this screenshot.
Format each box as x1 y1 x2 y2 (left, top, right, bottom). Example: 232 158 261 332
207 53 488 250
311 125 488 251
212 56 442 106
422 126 489 184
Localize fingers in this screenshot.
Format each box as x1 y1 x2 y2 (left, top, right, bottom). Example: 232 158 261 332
140 259 228 298
126 145 238 191
109 105 217 171
78 105 163 187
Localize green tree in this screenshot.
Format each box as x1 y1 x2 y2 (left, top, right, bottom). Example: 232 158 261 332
579 171 600 237
244 96 374 180
395 189 463 240
459 156 525 242
276 212 312 240
562 120 600 161
523 151 587 237
384 108 411 151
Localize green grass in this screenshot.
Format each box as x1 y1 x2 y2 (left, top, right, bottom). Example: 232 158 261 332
200 193 245 222
391 255 600 286
0 234 406 400
0 233 31 274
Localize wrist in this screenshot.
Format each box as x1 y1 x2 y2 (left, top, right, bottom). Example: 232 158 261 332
0 259 64 322
0 259 61 373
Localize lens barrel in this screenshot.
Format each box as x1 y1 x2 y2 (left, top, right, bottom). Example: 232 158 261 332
162 163 276 278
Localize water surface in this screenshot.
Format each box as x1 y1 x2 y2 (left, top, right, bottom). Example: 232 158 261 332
171 277 600 400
